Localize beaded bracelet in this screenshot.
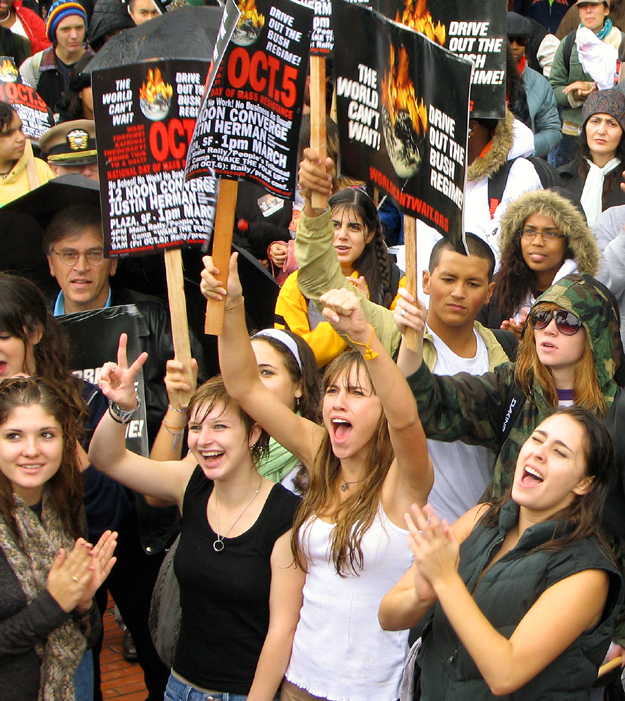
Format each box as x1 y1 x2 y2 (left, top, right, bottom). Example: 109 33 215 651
168 404 187 414
346 325 379 360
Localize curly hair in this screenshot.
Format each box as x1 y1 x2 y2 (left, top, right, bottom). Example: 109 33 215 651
0 101 16 134
0 273 88 426
329 188 396 308
0 377 84 542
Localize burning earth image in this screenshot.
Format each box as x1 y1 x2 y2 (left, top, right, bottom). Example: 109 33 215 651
381 45 427 179
139 68 173 121
0 59 18 82
233 0 265 46
395 0 445 45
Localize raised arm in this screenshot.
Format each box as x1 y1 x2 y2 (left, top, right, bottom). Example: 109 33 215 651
320 288 432 518
201 254 324 469
295 149 401 356
88 334 194 507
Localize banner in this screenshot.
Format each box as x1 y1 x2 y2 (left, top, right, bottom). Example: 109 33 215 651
334 1 472 244
0 57 53 141
59 305 149 457
373 0 506 118
185 0 313 198
92 58 217 257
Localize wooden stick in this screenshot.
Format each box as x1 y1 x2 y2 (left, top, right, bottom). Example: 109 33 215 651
403 214 417 351
205 177 238 335
310 55 327 210
598 656 623 678
164 248 192 406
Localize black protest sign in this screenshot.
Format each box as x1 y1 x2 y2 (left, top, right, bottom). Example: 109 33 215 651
334 0 471 245
0 57 53 140
59 305 149 457
93 59 217 257
185 0 313 198
373 0 506 119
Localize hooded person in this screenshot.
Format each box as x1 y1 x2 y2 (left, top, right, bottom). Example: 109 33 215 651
478 188 600 332
402 273 625 543
86 0 134 52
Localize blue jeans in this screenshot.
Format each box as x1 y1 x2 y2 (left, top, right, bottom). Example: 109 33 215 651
165 672 274 701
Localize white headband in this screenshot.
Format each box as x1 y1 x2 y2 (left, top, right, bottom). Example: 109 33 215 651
252 329 303 372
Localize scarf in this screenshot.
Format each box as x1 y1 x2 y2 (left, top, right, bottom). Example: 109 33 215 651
258 435 300 483
576 24 619 89
581 156 620 228
0 489 87 700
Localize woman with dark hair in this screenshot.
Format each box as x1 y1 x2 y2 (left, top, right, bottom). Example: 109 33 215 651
379 406 622 700
559 87 625 226
478 188 600 336
274 186 403 368
0 100 52 205
0 377 117 701
55 53 93 122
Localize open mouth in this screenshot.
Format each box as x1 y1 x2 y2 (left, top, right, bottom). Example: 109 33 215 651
331 418 352 443
201 450 224 466
541 341 558 350
521 465 544 486
19 464 44 472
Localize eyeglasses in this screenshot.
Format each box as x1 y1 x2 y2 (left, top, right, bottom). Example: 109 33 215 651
529 309 583 335
51 248 104 266
508 35 528 46
520 228 566 242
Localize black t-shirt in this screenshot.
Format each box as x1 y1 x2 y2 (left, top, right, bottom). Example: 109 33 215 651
173 467 300 693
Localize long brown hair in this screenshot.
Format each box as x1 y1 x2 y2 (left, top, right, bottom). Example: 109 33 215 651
291 352 394 576
515 302 607 416
0 377 84 541
483 406 613 552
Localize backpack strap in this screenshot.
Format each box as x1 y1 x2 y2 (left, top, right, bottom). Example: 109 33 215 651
388 261 401 301
563 29 576 75
487 159 515 220
491 328 519 362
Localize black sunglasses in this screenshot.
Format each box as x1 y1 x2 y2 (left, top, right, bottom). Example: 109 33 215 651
508 35 528 46
529 309 583 335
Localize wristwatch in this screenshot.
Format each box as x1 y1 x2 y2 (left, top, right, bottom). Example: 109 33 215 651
108 396 141 424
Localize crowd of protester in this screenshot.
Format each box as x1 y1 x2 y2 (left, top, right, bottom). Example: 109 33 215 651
6 0 625 700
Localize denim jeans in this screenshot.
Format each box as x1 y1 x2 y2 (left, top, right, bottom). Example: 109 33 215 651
164 672 278 701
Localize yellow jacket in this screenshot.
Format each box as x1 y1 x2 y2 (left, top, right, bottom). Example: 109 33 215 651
0 139 53 206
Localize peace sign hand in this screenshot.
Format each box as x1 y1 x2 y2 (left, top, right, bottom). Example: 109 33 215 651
98 333 148 411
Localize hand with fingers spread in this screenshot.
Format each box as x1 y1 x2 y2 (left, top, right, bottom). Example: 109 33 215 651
200 253 243 304
46 539 95 613
320 288 370 341
404 503 459 587
394 287 426 336
76 530 118 613
98 333 148 411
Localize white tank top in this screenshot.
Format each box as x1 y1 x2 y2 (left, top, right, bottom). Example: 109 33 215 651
286 507 412 701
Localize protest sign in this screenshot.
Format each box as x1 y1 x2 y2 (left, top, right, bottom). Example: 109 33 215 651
334 0 472 246
185 0 313 198
0 57 52 141
59 305 149 457
373 0 506 118
92 58 216 258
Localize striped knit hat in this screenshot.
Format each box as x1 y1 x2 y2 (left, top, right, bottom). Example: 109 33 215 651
46 0 88 43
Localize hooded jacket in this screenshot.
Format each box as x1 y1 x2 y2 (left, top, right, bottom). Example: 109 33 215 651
465 110 543 257
0 138 53 206
13 0 50 54
407 273 625 540
479 189 600 328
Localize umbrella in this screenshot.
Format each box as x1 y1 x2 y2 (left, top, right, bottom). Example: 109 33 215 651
85 5 225 71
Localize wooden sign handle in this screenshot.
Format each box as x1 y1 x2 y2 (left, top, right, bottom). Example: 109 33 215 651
164 248 192 407
205 178 239 336
403 214 418 351
310 55 327 210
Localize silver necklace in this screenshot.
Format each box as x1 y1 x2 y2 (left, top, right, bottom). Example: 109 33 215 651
213 476 262 552
339 475 365 491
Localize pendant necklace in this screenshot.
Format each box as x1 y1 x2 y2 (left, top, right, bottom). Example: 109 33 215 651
213 475 262 552
339 476 365 492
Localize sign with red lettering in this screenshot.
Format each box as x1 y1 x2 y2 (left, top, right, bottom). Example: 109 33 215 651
334 1 472 245
0 57 52 141
185 0 313 198
372 0 506 118
92 58 217 257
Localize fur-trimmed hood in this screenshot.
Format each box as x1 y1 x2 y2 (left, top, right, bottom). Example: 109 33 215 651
467 110 515 183
497 189 600 276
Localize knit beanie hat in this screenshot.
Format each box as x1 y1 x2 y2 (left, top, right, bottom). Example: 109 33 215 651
46 0 88 43
582 88 625 133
